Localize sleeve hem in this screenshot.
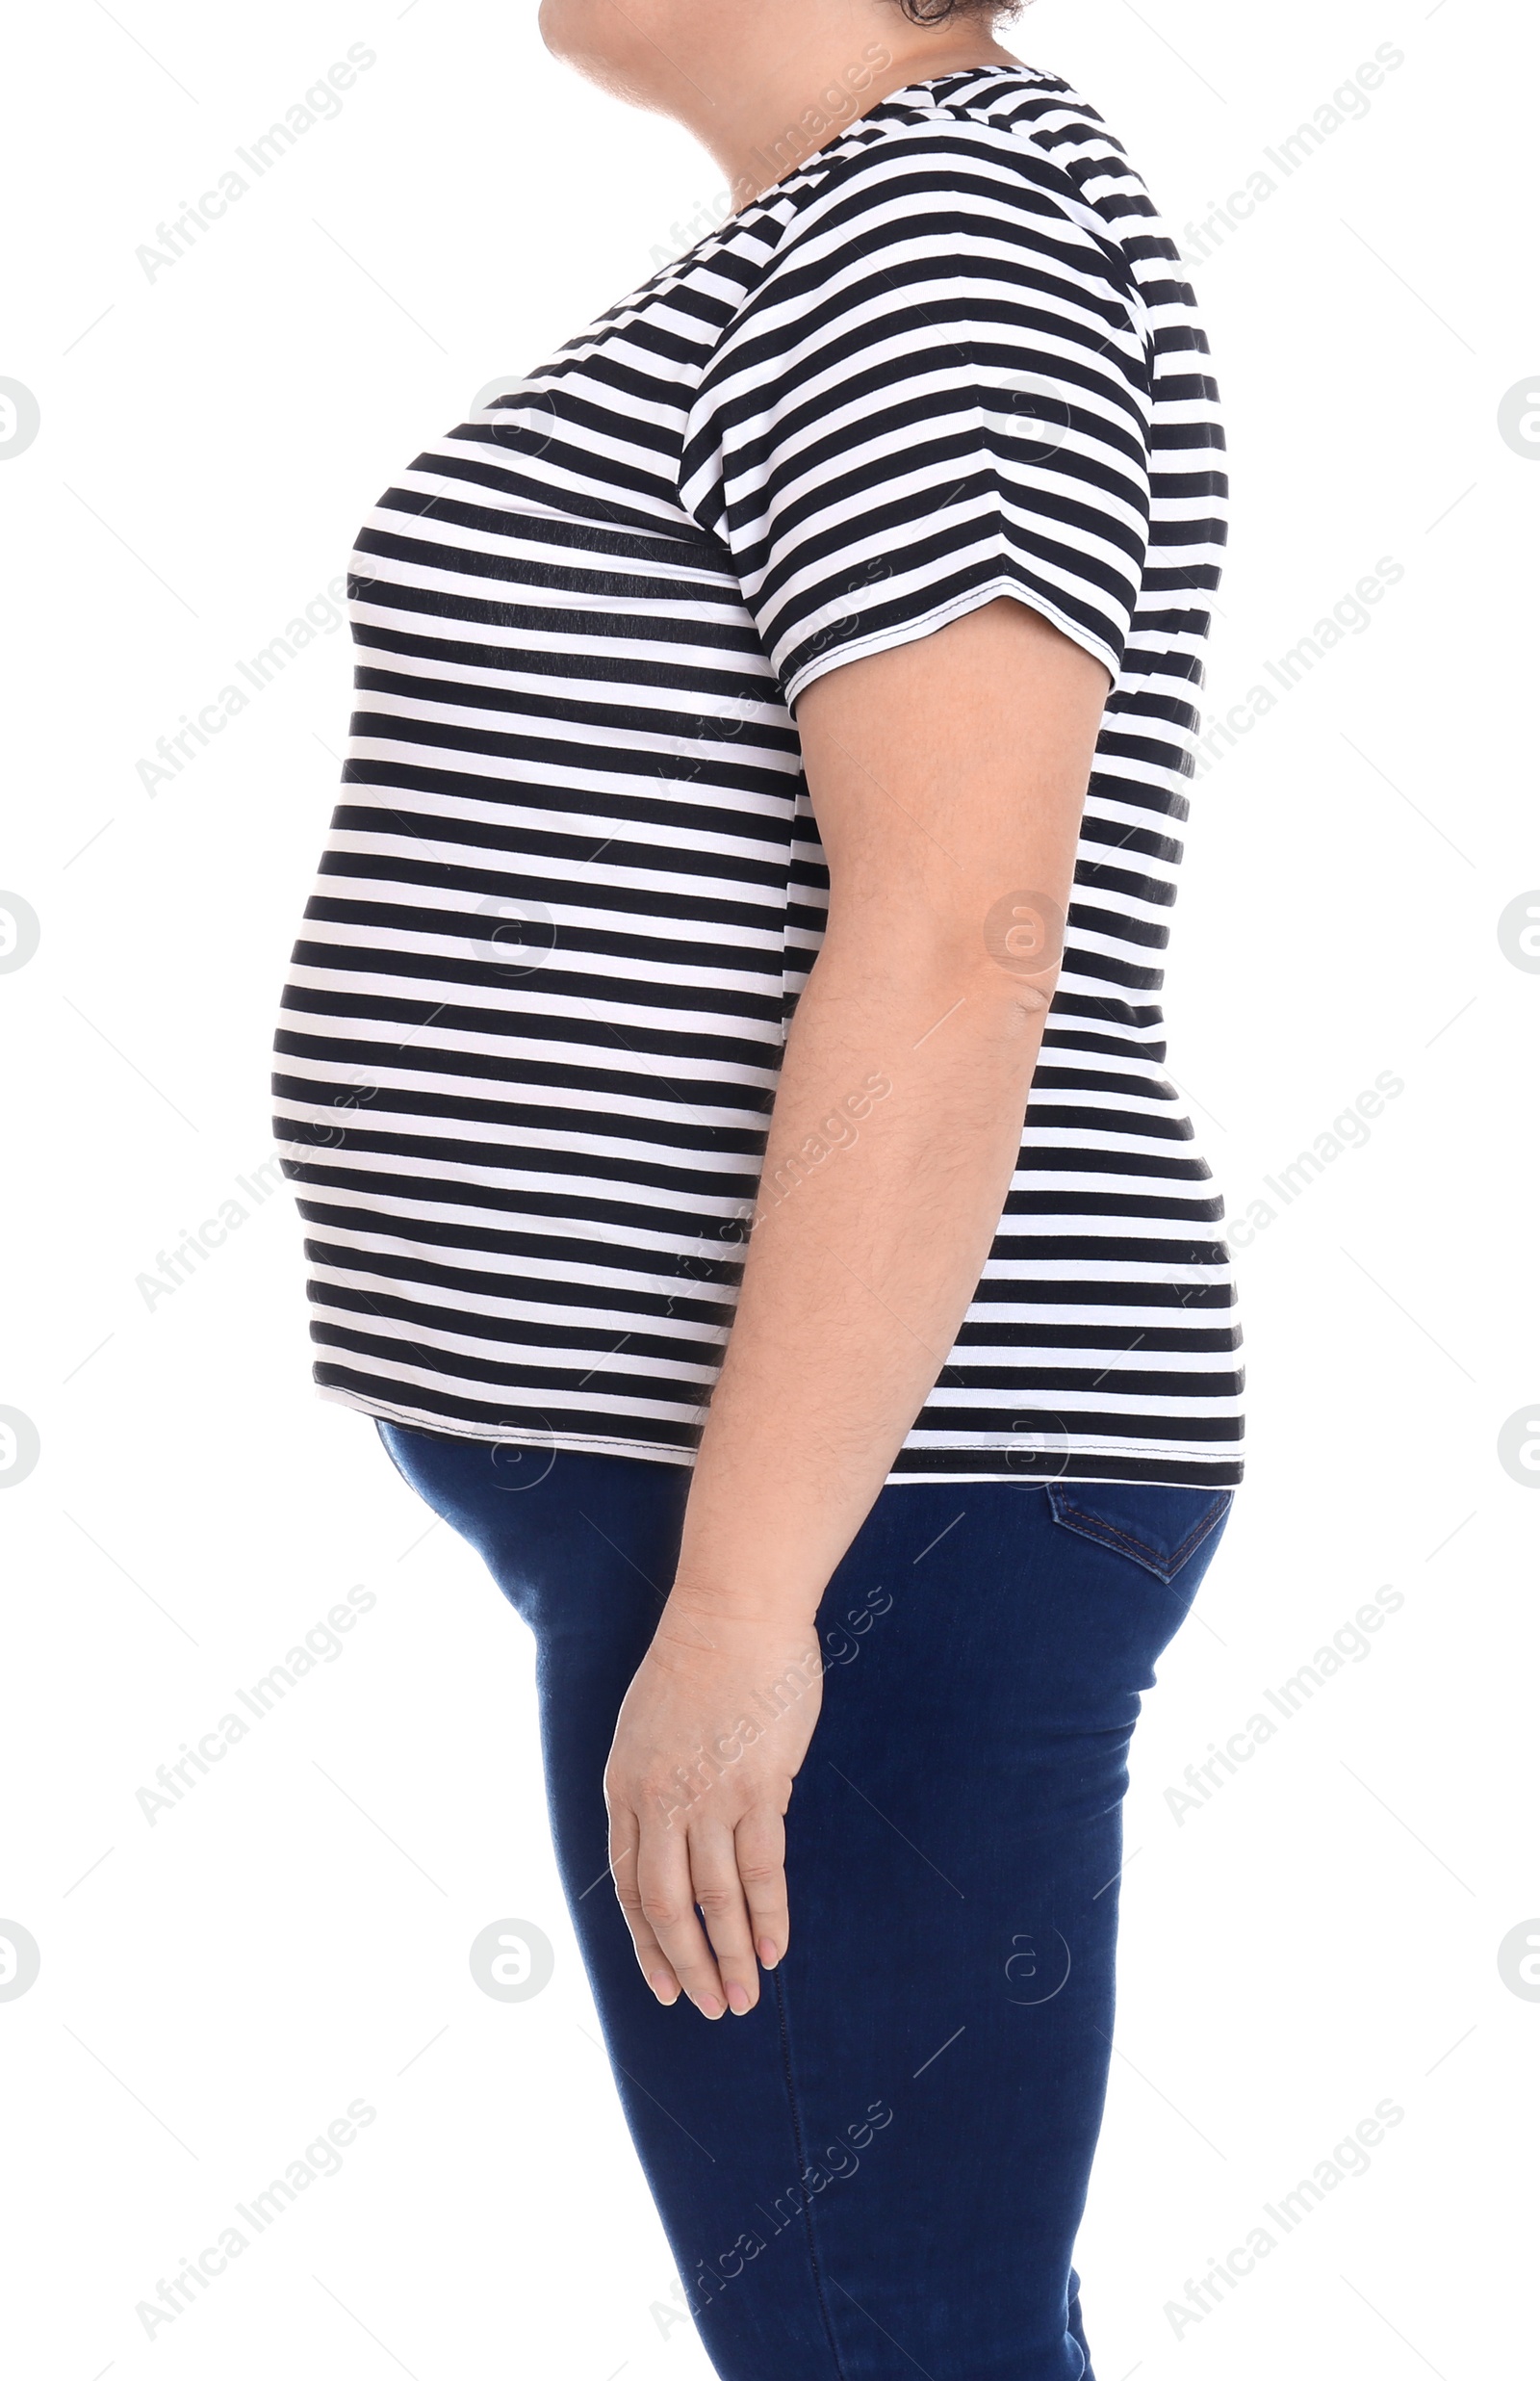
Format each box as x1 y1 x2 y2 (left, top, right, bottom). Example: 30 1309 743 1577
781 575 1121 711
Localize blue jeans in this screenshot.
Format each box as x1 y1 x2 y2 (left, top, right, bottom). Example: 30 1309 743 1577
376 1421 1233 2381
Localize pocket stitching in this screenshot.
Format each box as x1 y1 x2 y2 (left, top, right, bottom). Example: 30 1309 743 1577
1046 1487 1230 1582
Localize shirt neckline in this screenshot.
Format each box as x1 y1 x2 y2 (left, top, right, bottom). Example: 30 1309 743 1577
716 59 1043 235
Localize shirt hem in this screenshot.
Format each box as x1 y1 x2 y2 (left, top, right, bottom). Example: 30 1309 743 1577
318 1383 699 1466
321 1385 1242 1490
781 574 1122 711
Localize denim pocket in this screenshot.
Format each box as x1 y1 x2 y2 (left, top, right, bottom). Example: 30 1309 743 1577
1045 1482 1233 1584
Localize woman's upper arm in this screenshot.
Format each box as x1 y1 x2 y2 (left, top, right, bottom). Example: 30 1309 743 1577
791 594 1111 984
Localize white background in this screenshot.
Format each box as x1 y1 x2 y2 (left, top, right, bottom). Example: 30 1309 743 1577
2 0 1536 2374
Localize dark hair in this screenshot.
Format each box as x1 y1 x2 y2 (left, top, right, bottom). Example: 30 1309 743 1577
885 0 1021 19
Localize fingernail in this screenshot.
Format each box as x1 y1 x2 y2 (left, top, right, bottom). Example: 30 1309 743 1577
650 1973 679 2004
757 1938 780 1969
727 1982 751 2014
697 1992 723 2019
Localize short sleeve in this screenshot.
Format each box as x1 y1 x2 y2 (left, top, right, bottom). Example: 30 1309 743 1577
680 133 1153 708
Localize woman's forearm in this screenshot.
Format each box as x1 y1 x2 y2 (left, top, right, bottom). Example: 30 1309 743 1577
667 928 1050 1626
663 601 1107 1637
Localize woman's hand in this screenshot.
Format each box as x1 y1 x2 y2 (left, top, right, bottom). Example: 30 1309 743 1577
604 1595 824 2017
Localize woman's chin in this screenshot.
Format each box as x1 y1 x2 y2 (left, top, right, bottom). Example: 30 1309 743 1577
537 0 637 88
535 0 592 69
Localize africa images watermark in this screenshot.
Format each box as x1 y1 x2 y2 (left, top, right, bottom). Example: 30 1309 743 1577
1192 556 1405 783
135 576 351 797
1179 43 1406 270
668 1069 894 1313
652 1641 826 1828
1163 1580 1406 1826
635 41 893 272
1227 1069 1405 1252
652 2096 895 2338
136 1153 288 1308
732 44 892 213
654 1580 894 1827
135 45 378 282
758 1070 894 1214
134 2098 377 2340
135 1585 379 1825
1164 2097 1406 2341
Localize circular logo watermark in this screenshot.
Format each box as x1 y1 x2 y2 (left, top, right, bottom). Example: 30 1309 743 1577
1497 892 1540 971
488 1427 558 1493
0 893 40 972
472 374 525 414
470 1918 555 2002
983 889 1065 983
0 1920 41 2001
1497 375 1540 459
1497 1406 1540 1486
471 893 556 980
1004 1924 1072 2006
1497 1918 1540 2001
472 377 559 456
1000 371 1072 462
1005 1413 1073 1485
0 1409 40 1488
0 380 40 460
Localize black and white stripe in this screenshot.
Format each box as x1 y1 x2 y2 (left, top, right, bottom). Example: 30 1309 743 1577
272 64 1244 1486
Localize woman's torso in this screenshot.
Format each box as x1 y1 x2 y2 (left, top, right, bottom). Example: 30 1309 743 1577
271 62 1244 1488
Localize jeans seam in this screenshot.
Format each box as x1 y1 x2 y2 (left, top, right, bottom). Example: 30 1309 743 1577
1067 2271 1090 2378
772 1964 851 2381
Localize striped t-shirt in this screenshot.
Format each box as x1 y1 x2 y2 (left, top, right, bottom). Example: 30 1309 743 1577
272 63 1245 1488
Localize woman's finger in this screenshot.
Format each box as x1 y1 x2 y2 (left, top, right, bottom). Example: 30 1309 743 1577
635 1799 727 2017
607 1796 680 2006
733 1804 789 1972
686 1819 760 2014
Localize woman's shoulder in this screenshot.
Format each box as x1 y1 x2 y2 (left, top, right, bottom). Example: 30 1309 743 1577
580 65 1162 370
741 65 1155 278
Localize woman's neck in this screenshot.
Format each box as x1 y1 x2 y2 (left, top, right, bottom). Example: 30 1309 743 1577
541 0 1022 212
707 31 1024 210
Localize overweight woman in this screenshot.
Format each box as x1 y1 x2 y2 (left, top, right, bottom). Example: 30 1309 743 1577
272 0 1244 2370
